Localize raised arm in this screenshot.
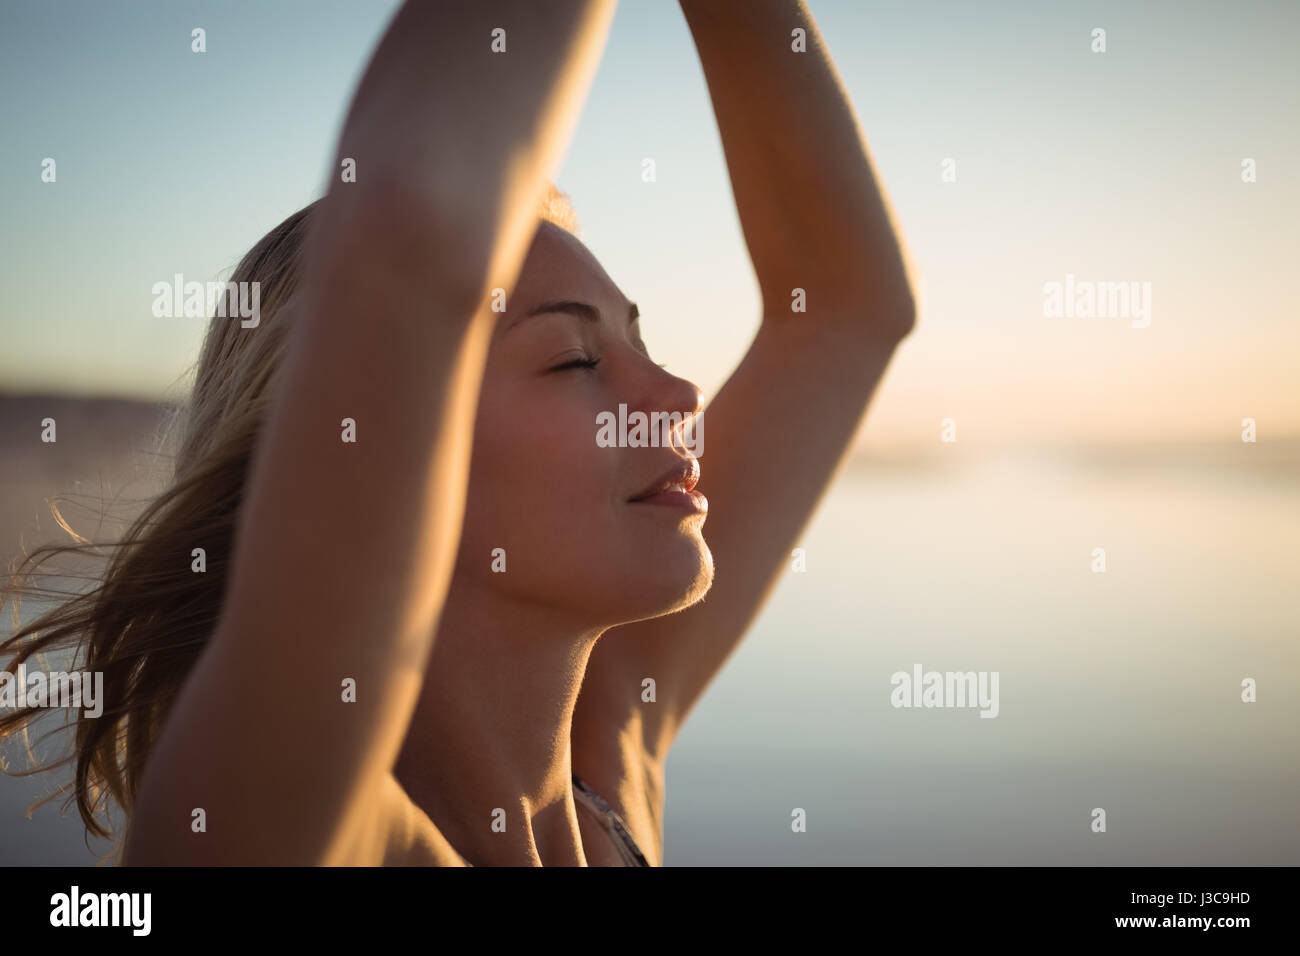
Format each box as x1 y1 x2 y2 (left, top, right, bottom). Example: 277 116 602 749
124 0 616 865
678 0 915 320
577 0 915 768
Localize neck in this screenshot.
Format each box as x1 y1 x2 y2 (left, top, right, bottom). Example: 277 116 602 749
394 575 604 866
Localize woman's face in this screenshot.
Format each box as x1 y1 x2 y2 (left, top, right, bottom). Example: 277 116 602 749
455 221 714 625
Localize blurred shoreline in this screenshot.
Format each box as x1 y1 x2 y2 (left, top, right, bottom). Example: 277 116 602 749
2 390 1296 865
3 390 1295 551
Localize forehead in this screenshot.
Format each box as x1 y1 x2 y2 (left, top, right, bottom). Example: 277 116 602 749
510 221 626 312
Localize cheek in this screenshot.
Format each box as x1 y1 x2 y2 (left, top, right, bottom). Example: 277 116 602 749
466 387 623 549
458 378 714 618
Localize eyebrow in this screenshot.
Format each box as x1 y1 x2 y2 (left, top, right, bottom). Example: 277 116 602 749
508 299 639 332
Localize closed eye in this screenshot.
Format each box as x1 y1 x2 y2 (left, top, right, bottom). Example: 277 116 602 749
549 353 602 372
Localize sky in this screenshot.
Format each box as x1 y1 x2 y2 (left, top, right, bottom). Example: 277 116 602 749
1 0 1296 450
1 1 1297 868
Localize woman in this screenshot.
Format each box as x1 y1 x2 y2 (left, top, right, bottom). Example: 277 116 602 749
1 0 913 866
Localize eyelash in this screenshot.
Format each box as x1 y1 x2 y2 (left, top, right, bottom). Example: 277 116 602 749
548 352 667 372
550 353 602 372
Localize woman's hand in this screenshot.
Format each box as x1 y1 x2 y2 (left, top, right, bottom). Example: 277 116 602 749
677 0 915 335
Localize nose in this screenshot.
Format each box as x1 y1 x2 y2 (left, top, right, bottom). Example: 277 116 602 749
639 364 703 458
665 374 703 422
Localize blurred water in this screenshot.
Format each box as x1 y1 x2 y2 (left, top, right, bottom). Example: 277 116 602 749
662 442 1300 864
4 442 1297 865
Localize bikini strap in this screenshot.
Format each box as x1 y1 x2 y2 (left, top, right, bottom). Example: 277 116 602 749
571 773 651 867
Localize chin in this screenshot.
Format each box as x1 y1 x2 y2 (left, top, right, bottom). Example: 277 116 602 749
612 537 715 625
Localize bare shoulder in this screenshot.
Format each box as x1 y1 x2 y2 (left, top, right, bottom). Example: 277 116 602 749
571 645 668 866
371 772 468 867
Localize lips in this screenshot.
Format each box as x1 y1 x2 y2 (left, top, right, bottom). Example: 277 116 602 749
628 457 701 501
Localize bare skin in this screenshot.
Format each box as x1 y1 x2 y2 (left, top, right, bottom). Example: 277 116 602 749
122 0 914 867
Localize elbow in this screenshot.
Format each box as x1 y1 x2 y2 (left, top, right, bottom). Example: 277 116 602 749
857 283 917 348
877 285 917 344
895 290 918 343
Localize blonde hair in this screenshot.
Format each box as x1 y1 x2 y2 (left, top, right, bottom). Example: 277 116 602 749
0 182 578 853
